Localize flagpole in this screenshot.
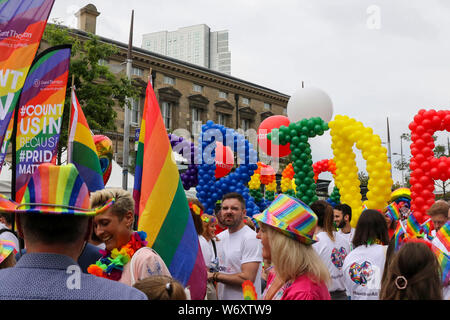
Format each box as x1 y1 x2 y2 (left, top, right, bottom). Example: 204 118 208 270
387 117 392 178
122 9 134 190
67 75 75 164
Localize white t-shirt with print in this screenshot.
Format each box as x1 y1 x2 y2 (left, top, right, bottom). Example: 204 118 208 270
199 235 215 268
216 225 263 300
313 231 350 292
337 228 355 250
342 244 387 300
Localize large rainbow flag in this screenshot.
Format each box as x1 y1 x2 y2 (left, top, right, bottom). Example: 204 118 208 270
68 88 104 192
0 0 55 172
15 45 71 201
136 80 206 300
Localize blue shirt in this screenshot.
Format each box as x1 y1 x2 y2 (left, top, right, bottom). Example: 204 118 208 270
15 243 102 274
0 253 148 300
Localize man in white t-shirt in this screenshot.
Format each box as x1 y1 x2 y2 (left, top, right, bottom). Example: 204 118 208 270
334 204 355 250
207 192 262 300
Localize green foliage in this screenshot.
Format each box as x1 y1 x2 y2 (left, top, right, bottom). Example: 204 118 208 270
42 22 140 162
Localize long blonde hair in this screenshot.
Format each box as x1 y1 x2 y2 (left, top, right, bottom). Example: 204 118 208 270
265 225 330 285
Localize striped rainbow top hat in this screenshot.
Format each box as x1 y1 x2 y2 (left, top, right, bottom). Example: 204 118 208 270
0 239 16 264
253 194 318 245
0 163 113 216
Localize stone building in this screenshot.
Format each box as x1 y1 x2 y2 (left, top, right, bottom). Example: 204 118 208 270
57 4 291 170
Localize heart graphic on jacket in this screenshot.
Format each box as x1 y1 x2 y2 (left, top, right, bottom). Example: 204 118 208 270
349 261 373 286
331 247 347 269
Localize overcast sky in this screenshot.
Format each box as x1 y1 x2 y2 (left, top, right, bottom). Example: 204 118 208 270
49 0 450 185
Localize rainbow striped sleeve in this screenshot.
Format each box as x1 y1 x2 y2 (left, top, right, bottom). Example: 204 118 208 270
68 89 104 192
136 81 206 300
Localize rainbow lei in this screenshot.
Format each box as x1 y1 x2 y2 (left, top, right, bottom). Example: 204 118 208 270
87 231 148 281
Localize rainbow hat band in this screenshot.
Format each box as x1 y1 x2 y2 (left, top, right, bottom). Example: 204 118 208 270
390 188 411 202
0 163 113 216
253 194 318 245
0 239 16 264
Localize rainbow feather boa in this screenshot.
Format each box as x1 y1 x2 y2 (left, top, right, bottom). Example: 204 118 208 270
87 231 148 281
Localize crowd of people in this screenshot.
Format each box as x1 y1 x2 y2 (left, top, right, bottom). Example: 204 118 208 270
0 162 448 300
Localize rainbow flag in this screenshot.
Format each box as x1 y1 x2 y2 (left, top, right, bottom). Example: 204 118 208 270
421 218 434 241
136 81 206 300
0 0 55 172
406 213 423 238
436 221 450 253
68 88 104 192
393 220 406 251
15 45 71 201
132 80 147 219
385 202 400 221
431 243 450 285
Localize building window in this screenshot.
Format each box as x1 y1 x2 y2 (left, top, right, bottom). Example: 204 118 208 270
193 84 203 93
130 98 140 126
242 97 250 105
164 76 175 85
217 113 229 126
132 67 143 77
98 59 108 66
191 107 202 134
283 108 287 116
161 102 172 130
264 103 272 111
219 91 228 99
241 118 250 131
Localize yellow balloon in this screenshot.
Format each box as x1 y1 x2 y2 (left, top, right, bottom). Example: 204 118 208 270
329 115 393 227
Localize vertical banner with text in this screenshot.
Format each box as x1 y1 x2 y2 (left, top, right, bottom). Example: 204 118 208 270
0 0 55 173
15 45 71 201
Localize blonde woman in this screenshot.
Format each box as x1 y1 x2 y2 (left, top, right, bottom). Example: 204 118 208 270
254 194 331 300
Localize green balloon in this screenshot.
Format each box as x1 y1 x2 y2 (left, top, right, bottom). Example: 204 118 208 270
299 135 308 143
290 129 297 138
296 171 306 180
298 142 308 150
293 148 302 157
291 136 300 145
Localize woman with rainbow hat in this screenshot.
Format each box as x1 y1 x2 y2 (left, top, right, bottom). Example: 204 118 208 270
254 194 331 300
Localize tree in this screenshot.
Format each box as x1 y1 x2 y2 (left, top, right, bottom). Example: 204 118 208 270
42 22 140 163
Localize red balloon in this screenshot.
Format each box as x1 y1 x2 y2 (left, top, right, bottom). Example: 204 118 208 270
257 115 291 157
409 109 449 219
215 142 234 178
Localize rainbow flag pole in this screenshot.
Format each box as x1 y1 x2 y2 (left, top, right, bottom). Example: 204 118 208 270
135 80 207 300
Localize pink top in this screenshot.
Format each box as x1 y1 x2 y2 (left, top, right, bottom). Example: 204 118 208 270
263 270 331 300
119 247 171 286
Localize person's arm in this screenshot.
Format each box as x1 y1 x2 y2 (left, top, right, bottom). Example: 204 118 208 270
207 261 260 287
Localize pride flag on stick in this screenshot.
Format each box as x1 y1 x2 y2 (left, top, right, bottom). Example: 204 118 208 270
68 88 104 192
135 80 206 300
